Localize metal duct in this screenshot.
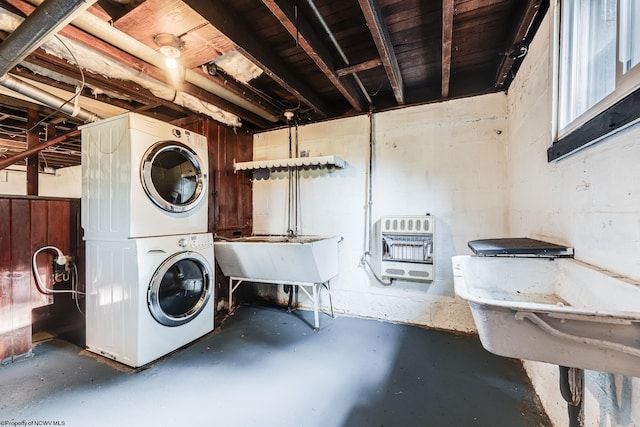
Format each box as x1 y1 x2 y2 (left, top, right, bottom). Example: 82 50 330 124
0 0 97 76
0 0 102 123
0 74 101 122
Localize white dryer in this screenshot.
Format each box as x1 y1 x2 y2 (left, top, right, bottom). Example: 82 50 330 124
81 112 209 240
85 233 215 368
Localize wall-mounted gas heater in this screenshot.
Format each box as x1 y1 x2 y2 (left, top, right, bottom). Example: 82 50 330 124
371 215 434 282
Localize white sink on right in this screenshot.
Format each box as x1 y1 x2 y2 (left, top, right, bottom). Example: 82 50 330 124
452 255 640 377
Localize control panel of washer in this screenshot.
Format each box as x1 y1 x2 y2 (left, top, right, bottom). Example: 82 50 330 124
177 234 213 249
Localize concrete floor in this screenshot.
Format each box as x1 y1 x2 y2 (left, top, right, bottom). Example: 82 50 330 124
1 305 551 427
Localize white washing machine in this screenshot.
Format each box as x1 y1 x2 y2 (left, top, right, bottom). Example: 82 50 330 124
81 112 209 240
85 233 215 368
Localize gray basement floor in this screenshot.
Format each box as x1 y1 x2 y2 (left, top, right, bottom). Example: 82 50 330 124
1 305 551 427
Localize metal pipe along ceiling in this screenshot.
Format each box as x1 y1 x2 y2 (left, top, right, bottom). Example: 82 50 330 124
305 0 372 104
0 74 101 122
0 0 102 122
25 0 279 123
0 0 97 77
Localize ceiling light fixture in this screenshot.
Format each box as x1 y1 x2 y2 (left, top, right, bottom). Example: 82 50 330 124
154 33 184 69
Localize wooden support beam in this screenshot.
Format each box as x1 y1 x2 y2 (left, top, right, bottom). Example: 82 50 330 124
336 58 382 77
26 109 38 195
261 0 367 112
495 0 544 87
183 0 330 116
441 0 454 98
358 0 404 104
0 129 79 171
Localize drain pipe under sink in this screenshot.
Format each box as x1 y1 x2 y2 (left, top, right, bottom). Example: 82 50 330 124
559 366 584 427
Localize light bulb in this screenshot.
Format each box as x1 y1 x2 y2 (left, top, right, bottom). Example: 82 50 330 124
165 57 178 69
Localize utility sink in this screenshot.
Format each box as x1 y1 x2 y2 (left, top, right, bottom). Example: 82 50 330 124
214 235 341 283
452 255 640 377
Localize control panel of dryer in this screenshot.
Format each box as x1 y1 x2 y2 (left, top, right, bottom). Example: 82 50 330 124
178 233 214 250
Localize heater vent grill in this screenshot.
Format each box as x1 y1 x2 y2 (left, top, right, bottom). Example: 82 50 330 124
372 215 434 283
409 270 431 278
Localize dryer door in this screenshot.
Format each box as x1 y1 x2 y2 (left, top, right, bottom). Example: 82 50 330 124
141 141 207 213
148 251 212 327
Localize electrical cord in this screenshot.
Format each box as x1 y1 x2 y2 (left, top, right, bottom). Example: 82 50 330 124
32 246 84 315
359 252 393 286
21 35 87 137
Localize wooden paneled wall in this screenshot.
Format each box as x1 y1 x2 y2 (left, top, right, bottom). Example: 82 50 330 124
0 196 80 363
172 117 253 237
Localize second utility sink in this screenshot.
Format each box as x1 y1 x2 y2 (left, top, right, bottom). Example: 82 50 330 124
452 251 640 377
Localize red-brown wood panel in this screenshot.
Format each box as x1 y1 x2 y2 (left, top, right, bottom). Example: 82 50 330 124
213 126 253 236
47 200 71 251
10 199 32 358
216 126 236 232
70 200 83 295
0 196 82 362
235 131 253 232
0 199 12 362
208 121 221 233
30 201 52 308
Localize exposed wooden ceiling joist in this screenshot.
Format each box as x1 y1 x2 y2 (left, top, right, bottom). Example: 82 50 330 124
336 58 382 77
183 0 330 118
358 0 403 105
0 0 550 169
441 0 454 98
496 0 545 87
261 0 367 112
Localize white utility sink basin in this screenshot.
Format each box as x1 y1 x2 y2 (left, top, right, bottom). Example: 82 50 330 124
214 235 341 283
452 255 640 377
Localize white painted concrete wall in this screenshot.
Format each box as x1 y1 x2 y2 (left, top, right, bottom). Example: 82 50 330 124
507 8 640 427
252 94 509 331
0 165 81 198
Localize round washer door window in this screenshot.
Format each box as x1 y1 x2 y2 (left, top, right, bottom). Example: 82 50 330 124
148 252 212 327
141 141 207 213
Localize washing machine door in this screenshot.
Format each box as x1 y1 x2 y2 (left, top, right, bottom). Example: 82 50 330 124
141 141 207 213
148 251 212 327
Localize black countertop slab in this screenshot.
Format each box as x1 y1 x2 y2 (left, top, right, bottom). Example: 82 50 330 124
468 238 574 257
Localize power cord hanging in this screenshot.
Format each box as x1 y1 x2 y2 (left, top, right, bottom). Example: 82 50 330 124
32 245 84 315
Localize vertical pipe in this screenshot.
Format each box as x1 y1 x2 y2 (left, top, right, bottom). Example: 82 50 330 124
294 120 300 235
364 111 375 253
287 123 293 235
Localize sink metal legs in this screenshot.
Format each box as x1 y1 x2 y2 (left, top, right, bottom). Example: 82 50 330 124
228 277 335 329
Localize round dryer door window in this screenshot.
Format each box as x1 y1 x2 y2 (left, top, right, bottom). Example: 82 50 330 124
148 252 212 327
141 141 207 213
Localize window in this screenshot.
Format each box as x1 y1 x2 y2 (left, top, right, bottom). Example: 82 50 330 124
548 0 640 161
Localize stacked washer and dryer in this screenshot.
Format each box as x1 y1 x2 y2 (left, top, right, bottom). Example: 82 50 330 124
81 112 215 368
